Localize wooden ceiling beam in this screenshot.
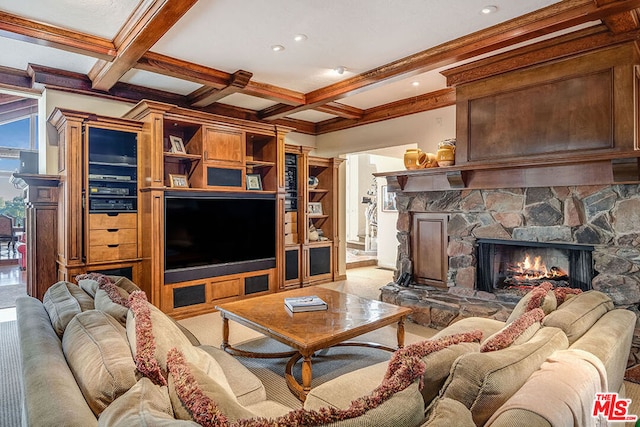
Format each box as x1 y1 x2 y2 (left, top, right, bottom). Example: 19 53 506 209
0 10 115 59
89 0 198 91
188 70 253 107
595 0 639 33
442 25 640 87
136 52 231 88
314 102 364 119
316 88 455 135
0 66 32 89
301 0 640 107
241 81 306 106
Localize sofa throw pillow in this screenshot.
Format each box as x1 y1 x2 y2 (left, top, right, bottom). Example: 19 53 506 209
43 281 94 337
440 326 569 426
542 290 614 344
167 348 255 424
95 288 129 326
505 283 556 324
62 310 138 416
98 377 200 426
481 308 545 352
126 291 231 392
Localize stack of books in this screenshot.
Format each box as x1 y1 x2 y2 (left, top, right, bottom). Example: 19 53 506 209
284 295 328 313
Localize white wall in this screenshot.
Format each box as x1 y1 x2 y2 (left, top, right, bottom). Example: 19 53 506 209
314 106 455 158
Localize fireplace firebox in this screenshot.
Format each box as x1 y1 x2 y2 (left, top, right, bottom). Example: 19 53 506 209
476 239 594 293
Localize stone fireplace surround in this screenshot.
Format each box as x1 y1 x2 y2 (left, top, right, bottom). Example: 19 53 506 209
380 184 640 363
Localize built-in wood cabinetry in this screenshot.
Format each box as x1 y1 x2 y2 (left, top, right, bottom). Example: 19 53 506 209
282 145 343 289
49 101 342 318
48 109 144 285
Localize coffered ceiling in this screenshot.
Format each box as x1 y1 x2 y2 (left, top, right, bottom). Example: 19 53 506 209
0 0 638 135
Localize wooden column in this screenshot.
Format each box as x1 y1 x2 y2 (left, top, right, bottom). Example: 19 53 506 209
13 174 60 300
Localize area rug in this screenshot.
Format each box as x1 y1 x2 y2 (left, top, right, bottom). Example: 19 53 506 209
0 320 23 427
0 284 27 309
232 336 393 409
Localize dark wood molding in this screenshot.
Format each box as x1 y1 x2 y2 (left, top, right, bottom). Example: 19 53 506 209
0 65 32 89
595 0 640 33
88 0 198 91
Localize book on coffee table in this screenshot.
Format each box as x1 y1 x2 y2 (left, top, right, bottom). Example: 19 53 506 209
284 295 328 312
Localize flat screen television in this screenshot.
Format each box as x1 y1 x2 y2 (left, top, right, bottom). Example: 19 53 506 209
164 192 276 283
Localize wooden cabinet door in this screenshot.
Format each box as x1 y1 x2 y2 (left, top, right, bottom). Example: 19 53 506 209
202 127 244 164
411 213 448 287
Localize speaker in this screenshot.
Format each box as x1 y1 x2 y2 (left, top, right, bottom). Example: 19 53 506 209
19 151 38 174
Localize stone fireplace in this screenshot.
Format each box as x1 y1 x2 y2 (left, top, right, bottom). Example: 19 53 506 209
381 185 640 337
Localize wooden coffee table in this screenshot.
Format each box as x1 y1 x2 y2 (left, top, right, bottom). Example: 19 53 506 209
215 287 412 401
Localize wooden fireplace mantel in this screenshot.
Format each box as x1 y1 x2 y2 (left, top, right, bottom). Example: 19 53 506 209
375 152 640 193
376 43 640 194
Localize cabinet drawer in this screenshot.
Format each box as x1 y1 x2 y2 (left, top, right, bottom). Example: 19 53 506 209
89 213 137 230
88 243 137 263
89 228 137 246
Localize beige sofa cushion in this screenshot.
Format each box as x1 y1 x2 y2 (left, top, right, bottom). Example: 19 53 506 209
95 288 129 325
198 345 266 406
167 348 256 423
485 349 608 427
542 290 614 344
481 308 544 352
432 317 506 342
439 326 569 426
570 308 636 393
62 310 138 416
98 378 199 426
43 281 94 337
505 284 557 324
126 291 230 392
423 398 475 427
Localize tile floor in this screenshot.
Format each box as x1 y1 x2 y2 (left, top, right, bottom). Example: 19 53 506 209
0 249 26 322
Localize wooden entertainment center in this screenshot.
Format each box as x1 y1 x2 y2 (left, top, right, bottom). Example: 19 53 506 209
49 100 343 318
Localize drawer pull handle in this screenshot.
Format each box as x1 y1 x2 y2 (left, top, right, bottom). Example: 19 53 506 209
107 212 119 217
107 244 119 248
107 229 118 232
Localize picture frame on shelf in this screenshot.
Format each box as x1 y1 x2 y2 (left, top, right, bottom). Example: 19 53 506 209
169 135 186 154
308 202 323 216
246 173 263 190
169 174 189 188
382 185 397 212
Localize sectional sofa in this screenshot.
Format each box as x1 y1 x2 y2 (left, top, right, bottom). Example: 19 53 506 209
16 275 635 426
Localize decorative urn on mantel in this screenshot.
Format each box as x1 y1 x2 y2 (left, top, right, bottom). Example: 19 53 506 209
436 139 456 167
403 148 428 169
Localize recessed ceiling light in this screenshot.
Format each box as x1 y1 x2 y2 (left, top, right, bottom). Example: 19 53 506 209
271 45 285 52
294 34 307 42
481 5 497 14
411 81 420 87
333 66 346 75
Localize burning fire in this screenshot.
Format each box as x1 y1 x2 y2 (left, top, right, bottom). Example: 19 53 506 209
508 253 567 281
